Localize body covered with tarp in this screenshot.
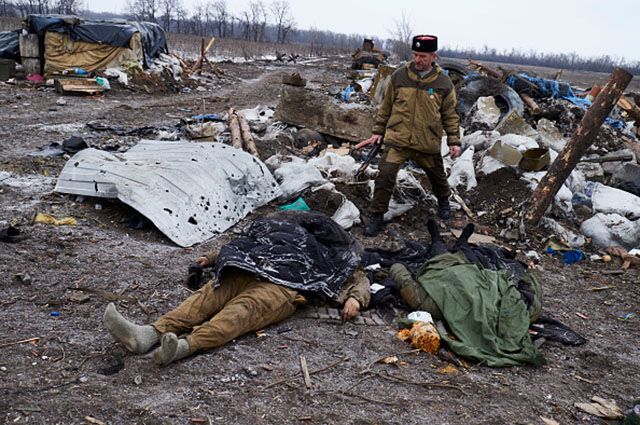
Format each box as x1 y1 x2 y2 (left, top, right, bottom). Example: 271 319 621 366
416 251 545 367
214 212 362 301
25 14 167 73
0 30 20 61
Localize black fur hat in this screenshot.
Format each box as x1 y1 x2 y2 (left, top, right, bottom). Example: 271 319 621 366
412 34 438 53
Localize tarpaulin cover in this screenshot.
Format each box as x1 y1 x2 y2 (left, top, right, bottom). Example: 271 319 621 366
43 31 142 73
0 30 20 61
26 14 167 67
506 73 624 128
214 211 362 301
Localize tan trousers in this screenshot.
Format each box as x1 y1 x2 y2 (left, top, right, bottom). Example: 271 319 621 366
153 270 301 353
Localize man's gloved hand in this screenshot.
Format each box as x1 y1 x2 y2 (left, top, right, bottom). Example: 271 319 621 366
342 297 361 321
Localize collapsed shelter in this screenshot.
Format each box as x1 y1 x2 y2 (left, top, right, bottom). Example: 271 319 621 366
5 14 168 76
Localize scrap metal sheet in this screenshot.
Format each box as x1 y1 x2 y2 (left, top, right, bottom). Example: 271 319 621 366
55 140 281 247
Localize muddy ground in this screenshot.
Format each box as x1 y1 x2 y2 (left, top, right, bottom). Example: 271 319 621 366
1 57 639 425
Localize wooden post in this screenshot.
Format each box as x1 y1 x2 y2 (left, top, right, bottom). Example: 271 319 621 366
553 69 563 81
525 68 633 226
237 113 259 157
227 108 243 150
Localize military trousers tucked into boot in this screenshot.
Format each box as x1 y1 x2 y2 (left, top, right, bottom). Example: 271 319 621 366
370 146 451 214
153 270 301 353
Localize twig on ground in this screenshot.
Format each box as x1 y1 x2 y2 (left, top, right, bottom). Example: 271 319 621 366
338 390 398 406
359 348 421 374
299 356 312 389
344 375 372 392
369 370 468 395
0 337 40 349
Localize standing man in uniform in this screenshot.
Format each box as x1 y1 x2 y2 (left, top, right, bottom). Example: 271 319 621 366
360 34 461 236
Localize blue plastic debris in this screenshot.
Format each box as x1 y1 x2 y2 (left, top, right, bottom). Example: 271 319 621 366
191 114 223 122
279 197 310 211
618 312 636 321
505 73 624 128
546 246 586 265
51 311 60 317
341 85 355 102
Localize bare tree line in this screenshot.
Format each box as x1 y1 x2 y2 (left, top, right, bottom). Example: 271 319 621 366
438 45 640 76
1 0 638 75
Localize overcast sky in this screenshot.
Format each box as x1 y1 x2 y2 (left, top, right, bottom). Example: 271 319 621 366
84 0 640 62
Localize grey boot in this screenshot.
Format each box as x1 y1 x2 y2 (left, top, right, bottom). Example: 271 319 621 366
153 333 190 366
104 303 159 354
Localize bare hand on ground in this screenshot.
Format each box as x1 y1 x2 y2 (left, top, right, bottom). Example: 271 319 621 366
449 145 461 159
342 297 361 321
197 256 210 267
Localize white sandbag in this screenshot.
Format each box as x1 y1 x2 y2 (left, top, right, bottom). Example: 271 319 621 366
331 196 360 229
308 152 359 179
470 96 501 128
448 146 477 191
498 134 539 152
274 162 326 201
580 213 640 250
238 105 274 123
522 171 573 213
589 181 640 219
477 154 507 175
461 130 501 151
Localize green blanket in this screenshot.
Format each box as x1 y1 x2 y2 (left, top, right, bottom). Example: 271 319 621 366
416 252 546 367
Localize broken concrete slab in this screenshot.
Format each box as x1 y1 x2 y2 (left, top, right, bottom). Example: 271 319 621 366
55 141 280 247
274 85 375 142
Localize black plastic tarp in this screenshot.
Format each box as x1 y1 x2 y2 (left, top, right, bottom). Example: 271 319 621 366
26 14 167 67
214 211 363 301
0 30 20 62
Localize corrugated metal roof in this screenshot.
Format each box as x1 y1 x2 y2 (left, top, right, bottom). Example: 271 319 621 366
55 140 281 247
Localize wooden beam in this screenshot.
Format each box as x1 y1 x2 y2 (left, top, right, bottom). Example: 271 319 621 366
520 93 541 115
237 113 259 157
227 108 243 150
525 68 633 226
